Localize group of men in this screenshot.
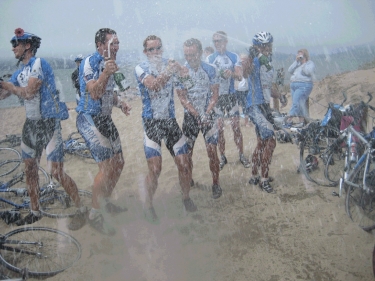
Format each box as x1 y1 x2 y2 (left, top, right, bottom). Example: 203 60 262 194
0 27 283 235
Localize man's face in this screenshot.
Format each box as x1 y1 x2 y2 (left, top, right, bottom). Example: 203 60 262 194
184 45 202 69
259 43 272 56
143 39 163 62
212 34 227 53
98 33 119 59
12 41 28 59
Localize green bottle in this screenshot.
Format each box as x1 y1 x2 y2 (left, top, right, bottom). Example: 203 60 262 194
113 71 130 92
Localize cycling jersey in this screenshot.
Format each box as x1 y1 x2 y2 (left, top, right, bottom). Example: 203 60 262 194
135 58 184 119
9 57 59 120
184 61 218 116
76 51 116 115
246 56 265 108
206 51 241 96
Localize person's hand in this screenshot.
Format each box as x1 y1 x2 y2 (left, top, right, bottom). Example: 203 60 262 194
103 59 118 75
223 69 232 79
165 60 181 75
120 101 131 116
178 66 189 78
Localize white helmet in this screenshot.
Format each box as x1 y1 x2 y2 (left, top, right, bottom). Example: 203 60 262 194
252 31 273 45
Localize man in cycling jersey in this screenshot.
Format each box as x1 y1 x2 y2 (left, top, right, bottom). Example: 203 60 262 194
0 28 87 229
177 38 222 199
135 35 196 223
246 32 277 194
206 31 250 170
76 28 131 235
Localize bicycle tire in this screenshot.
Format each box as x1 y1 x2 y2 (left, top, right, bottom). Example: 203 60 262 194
298 123 338 187
0 135 21 148
324 148 345 185
345 160 375 231
40 189 92 218
0 226 81 277
65 132 93 159
0 148 21 177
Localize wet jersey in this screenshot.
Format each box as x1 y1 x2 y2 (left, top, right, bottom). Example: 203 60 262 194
246 56 265 108
76 51 115 116
185 61 218 116
206 51 241 96
135 58 182 119
9 57 58 120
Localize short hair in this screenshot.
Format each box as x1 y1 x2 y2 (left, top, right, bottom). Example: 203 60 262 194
95 28 116 47
204 46 214 54
213 31 227 40
143 35 162 50
298 49 310 60
183 38 202 52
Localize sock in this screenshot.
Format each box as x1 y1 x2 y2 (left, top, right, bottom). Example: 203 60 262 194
31 210 41 217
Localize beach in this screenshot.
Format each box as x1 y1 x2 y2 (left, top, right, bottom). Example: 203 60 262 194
1 67 375 280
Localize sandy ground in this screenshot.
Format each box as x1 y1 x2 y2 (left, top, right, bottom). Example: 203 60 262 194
1 67 375 280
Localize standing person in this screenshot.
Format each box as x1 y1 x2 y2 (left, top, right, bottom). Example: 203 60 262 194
0 28 87 229
135 35 196 223
76 28 131 235
203 46 214 60
284 49 315 128
71 54 83 104
235 54 250 127
177 38 222 199
206 31 250 170
246 32 277 194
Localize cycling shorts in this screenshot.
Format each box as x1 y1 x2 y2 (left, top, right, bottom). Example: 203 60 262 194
248 104 275 140
214 94 239 117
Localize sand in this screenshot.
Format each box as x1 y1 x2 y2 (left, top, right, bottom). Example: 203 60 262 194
1 67 375 280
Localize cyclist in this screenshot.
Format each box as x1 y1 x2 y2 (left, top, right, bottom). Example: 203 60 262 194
0 28 87 229
177 38 222 199
76 28 131 235
134 35 195 223
71 54 84 104
206 31 250 170
246 32 277 194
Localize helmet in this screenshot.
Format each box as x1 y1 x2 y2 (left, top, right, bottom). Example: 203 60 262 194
252 31 273 46
74 54 84 62
305 154 318 172
10 28 41 54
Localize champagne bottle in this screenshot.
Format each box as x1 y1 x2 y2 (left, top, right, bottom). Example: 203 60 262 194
113 71 130 92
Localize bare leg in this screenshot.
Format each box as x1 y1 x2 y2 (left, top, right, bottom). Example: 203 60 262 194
260 138 276 179
24 158 40 211
144 156 162 209
217 117 225 156
205 143 219 185
91 153 124 209
50 161 81 208
174 154 191 200
231 116 244 155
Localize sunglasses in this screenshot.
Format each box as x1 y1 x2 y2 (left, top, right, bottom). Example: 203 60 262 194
146 45 162 52
11 41 20 48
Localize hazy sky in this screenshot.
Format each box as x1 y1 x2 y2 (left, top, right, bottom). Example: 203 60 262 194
1 0 375 59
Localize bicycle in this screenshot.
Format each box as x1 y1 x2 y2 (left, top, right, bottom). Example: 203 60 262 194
63 131 93 159
0 226 81 277
0 160 92 227
343 125 375 231
0 148 21 177
0 135 21 149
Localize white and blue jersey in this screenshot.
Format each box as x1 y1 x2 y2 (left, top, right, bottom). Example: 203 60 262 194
134 58 183 119
246 57 265 108
185 61 218 116
76 51 116 116
206 51 241 96
9 57 57 120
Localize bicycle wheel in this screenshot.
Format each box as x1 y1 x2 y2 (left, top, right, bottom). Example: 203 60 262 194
0 148 21 177
345 160 375 231
0 226 81 277
40 189 92 218
298 123 337 187
324 148 345 184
